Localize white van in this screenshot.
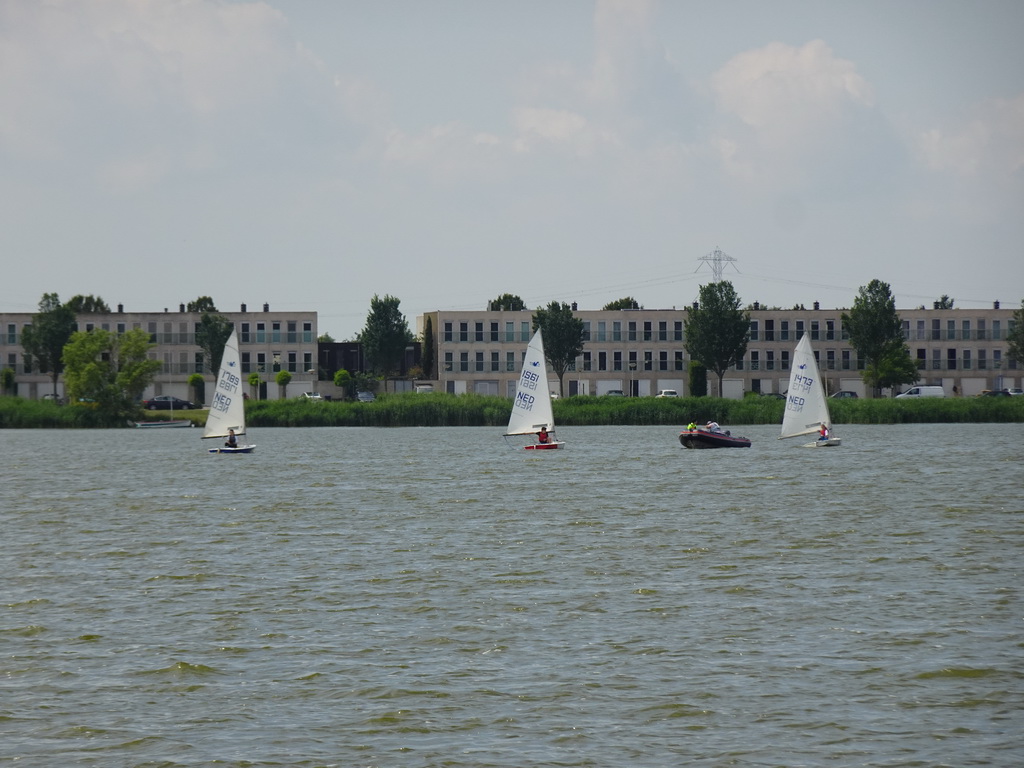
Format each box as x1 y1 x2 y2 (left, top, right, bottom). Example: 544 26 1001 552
896 385 945 399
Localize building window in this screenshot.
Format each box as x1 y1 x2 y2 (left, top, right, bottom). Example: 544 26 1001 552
256 323 266 343
288 352 297 373
194 352 204 374
674 351 684 371
598 351 607 371
287 321 297 343
504 321 514 342
781 321 790 341
582 321 591 342
241 352 251 374
826 320 835 341
796 321 804 339
932 348 941 370
764 319 774 341
749 350 759 370
613 351 622 371
978 349 987 370
257 352 266 372
583 351 592 371
993 320 1002 340
962 349 971 370
490 322 499 342
628 321 637 341
5 324 15 344
674 321 683 341
810 321 819 341
766 350 775 371
781 350 790 371
444 352 453 372
475 351 484 372
658 350 668 371
947 348 957 370
460 352 469 372
272 322 281 343
491 351 500 371
643 350 653 371
520 321 529 341
241 322 251 343
962 320 971 341
643 321 652 341
946 319 956 340
749 320 759 341
459 322 468 342
826 350 835 370
596 321 606 342
475 323 484 342
506 351 515 371
612 321 622 342
931 319 941 341
303 321 313 342
842 350 851 370
303 352 313 373
444 322 453 342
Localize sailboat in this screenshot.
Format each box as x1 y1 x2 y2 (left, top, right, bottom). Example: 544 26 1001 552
780 334 841 447
203 328 255 454
504 328 563 450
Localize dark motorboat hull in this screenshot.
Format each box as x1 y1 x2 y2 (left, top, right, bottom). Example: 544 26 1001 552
679 429 751 449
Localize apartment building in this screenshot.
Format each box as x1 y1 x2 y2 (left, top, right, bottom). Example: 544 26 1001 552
2 303 318 401
420 302 1019 398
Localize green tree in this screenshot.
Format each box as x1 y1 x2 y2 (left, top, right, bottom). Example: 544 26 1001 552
870 344 920 393
188 373 206 406
360 295 414 379
21 293 77 397
488 293 525 311
187 296 218 313
1007 300 1024 366
318 332 335 343
688 361 708 398
935 295 954 310
62 328 161 421
1 367 15 396
684 281 750 397
532 301 585 397
248 371 262 401
602 297 641 310
195 313 234 375
333 368 354 399
65 294 111 313
841 279 912 396
275 369 292 399
421 316 435 379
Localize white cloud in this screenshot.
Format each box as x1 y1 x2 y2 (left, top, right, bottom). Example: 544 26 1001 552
918 93 1024 176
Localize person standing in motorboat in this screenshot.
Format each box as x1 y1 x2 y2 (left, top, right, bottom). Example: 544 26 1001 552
705 421 722 433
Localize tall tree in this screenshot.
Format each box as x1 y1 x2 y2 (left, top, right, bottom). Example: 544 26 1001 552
532 301 584 397
187 296 218 313
65 294 111 313
195 313 234 376
684 281 750 397
1007 299 1024 366
842 279 912 396
935 295 954 310
488 293 525 311
62 328 161 420
421 316 435 379
360 294 414 377
602 297 642 310
20 293 77 397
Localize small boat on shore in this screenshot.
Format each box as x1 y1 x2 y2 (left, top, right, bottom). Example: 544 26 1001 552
679 426 751 449
135 419 193 428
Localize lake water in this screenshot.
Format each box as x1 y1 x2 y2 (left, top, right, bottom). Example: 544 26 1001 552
2 424 1021 767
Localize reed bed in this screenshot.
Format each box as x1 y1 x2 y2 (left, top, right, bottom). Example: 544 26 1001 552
3 392 1021 429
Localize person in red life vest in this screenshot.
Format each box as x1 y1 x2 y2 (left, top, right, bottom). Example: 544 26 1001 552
819 422 829 440
537 426 551 444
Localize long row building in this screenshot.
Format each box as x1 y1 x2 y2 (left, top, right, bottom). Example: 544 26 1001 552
1 300 1019 401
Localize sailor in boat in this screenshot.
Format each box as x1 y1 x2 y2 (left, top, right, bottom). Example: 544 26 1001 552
537 426 551 445
818 422 829 441
705 420 723 433
225 428 238 449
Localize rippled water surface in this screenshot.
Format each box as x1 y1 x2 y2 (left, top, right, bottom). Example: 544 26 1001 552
2 424 1022 767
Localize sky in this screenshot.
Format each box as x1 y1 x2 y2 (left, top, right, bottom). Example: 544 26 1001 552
2 0 1022 340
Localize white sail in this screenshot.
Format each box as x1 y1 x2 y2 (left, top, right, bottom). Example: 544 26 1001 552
203 328 247 440
506 328 555 436
780 334 833 440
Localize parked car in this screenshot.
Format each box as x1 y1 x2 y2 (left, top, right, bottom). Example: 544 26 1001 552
604 389 625 397
41 393 64 404
655 389 678 398
301 392 323 401
1008 388 1023 396
414 384 434 394
976 389 1011 397
356 391 376 402
143 395 195 410
830 391 859 399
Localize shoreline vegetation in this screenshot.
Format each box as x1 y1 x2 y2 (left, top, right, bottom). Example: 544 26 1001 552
2 392 1022 429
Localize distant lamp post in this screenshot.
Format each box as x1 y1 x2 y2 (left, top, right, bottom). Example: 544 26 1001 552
629 361 637 397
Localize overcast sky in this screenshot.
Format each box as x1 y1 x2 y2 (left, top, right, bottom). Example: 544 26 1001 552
2 0 1022 339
